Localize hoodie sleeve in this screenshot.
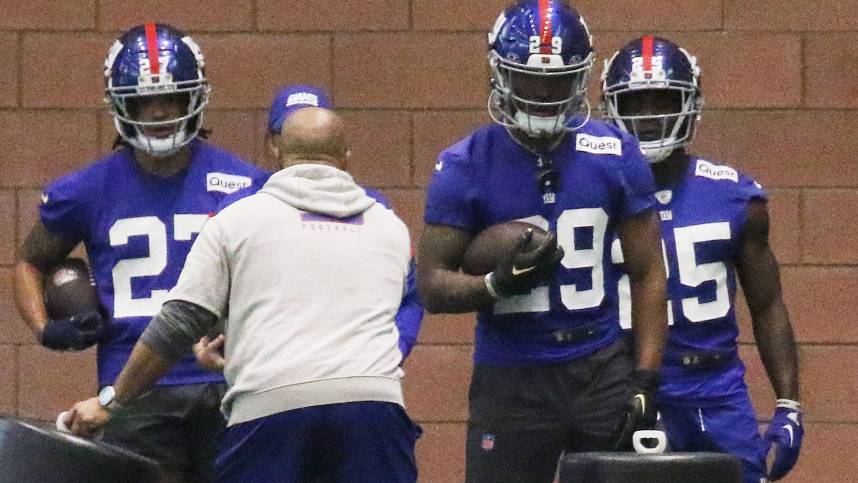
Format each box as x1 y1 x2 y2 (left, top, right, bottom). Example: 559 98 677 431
167 216 231 318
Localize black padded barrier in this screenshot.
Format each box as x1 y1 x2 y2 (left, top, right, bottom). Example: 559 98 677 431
559 452 742 483
0 416 159 483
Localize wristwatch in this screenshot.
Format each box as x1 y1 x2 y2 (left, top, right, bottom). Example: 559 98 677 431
98 385 122 411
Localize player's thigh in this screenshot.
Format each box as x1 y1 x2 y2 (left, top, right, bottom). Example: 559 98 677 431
465 422 568 483
659 404 702 452
103 386 195 479
566 339 635 451
467 411 570 483
467 364 572 483
183 384 227 483
323 402 421 483
698 398 767 483
468 361 570 429
214 409 314 483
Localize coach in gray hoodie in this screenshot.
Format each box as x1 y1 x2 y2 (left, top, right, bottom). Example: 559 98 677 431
64 108 420 483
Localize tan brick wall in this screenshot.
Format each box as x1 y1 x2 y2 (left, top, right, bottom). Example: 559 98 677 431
0 2 855 481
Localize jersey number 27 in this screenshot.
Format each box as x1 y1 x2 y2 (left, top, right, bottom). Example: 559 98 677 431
109 215 209 318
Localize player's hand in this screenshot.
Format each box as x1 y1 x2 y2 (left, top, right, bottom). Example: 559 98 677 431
764 399 803 480
40 311 107 351
193 334 226 373
488 229 564 297
66 397 110 439
613 369 660 450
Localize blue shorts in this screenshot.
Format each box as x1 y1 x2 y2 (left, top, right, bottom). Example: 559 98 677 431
214 401 421 483
660 393 766 483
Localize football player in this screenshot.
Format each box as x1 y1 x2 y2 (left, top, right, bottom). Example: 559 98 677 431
13 23 267 482
602 36 802 483
416 2 668 482
191 84 424 372
65 106 421 483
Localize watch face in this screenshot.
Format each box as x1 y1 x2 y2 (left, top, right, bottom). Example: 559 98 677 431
98 386 115 407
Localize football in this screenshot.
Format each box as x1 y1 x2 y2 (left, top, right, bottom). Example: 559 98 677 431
43 258 100 320
461 221 549 276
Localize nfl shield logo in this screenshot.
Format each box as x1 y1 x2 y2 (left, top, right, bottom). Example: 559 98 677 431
481 433 495 451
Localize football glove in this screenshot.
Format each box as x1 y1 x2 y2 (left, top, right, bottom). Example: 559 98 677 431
41 311 107 351
486 229 564 298
613 369 661 451
764 399 803 481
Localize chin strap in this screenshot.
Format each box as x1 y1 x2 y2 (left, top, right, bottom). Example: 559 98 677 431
643 146 674 163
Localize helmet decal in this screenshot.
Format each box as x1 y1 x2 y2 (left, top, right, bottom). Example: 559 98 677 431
538 0 553 55
641 34 654 74
143 22 161 76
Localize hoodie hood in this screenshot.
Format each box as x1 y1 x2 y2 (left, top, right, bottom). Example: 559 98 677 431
259 164 375 218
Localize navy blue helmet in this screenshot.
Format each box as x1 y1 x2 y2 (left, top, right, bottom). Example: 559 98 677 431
487 0 595 139
103 23 209 157
601 36 703 162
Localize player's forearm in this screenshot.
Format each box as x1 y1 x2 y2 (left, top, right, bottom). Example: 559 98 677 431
12 261 50 340
629 266 667 372
116 302 216 403
752 300 800 401
418 268 495 314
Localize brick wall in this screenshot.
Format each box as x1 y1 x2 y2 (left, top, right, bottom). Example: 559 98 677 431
0 1 855 481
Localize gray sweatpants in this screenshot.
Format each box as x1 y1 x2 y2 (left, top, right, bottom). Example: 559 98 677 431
465 338 634 483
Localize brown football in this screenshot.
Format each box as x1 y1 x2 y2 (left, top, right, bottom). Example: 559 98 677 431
44 258 100 320
461 221 549 275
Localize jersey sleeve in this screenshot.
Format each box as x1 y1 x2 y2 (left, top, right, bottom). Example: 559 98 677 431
39 174 92 243
424 140 480 233
616 135 657 219
736 173 768 202
395 258 423 361
167 216 230 318
366 187 423 360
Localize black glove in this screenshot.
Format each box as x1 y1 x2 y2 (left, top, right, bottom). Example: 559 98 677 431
41 311 107 351
488 229 564 298
613 369 660 451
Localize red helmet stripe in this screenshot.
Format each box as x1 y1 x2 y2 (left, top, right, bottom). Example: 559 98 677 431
539 0 552 54
144 22 160 75
642 35 654 72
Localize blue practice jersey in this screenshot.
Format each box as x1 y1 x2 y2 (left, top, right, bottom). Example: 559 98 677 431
425 121 656 366
618 157 767 405
40 140 268 386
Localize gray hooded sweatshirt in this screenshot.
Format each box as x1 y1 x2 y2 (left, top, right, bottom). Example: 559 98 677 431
166 164 411 426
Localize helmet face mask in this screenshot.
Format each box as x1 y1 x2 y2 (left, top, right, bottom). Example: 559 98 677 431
487 1 595 140
104 24 210 157
601 36 703 163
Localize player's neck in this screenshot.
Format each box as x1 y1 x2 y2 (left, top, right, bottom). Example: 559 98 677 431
133 147 193 178
509 129 567 155
651 150 691 189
